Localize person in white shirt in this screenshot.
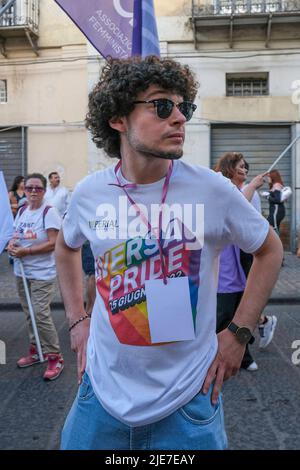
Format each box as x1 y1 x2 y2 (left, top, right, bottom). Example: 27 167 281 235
55 55 283 450
8 172 64 381
45 172 69 217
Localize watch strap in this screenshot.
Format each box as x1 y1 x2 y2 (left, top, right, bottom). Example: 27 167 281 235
227 322 255 345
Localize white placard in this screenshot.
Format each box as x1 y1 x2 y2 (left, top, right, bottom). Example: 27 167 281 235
145 277 195 343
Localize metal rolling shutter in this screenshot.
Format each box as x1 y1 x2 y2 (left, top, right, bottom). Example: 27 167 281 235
211 125 292 249
0 127 27 190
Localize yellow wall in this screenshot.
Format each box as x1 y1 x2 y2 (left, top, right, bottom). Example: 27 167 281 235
28 127 88 189
1 47 87 125
154 0 188 16
202 97 299 122
38 0 86 47
1 0 299 188
0 1 89 188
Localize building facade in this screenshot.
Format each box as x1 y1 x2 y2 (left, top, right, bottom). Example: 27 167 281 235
0 0 88 190
1 0 299 249
87 0 300 250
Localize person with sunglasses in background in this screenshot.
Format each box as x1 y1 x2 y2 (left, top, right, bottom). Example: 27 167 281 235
56 56 282 450
7 173 64 381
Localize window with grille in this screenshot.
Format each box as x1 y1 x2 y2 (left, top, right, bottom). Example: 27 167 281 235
226 73 269 97
0 80 7 103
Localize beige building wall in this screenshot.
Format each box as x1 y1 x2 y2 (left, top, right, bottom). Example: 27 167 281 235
153 1 300 154
154 0 190 16
202 97 299 123
154 0 300 249
0 0 89 189
28 126 87 188
38 0 86 47
2 0 299 194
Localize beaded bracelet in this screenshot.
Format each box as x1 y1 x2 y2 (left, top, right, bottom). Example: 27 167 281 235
68 314 91 332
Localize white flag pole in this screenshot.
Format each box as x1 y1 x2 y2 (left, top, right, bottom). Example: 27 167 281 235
267 133 300 173
19 260 44 363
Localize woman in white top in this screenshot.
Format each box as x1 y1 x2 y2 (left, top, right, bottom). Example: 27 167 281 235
8 173 64 381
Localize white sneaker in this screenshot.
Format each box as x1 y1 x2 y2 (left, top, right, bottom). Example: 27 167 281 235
246 361 258 371
258 315 277 349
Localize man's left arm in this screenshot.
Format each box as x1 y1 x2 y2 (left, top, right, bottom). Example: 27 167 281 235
203 227 283 404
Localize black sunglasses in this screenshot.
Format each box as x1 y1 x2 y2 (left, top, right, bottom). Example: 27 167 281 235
133 98 197 121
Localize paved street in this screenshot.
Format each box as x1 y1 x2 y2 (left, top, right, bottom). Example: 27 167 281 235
0 251 299 450
1 304 300 450
224 304 300 450
0 308 74 450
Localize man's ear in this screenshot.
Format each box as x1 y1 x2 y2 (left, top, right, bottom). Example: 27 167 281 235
109 116 127 133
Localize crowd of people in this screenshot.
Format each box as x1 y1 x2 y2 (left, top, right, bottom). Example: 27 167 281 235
4 55 295 450
6 156 291 381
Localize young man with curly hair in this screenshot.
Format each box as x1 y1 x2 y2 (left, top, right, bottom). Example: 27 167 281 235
56 56 283 450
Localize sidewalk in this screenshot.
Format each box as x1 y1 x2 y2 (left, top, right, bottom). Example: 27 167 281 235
0 251 299 310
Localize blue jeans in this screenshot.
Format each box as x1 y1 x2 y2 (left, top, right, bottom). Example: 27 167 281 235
61 372 228 450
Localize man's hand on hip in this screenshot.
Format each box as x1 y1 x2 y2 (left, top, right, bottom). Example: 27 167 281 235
202 329 245 405
70 319 91 385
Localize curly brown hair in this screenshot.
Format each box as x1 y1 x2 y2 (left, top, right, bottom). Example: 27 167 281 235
214 152 245 179
86 55 199 159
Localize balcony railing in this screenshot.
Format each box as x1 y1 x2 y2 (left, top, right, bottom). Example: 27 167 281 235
192 0 300 16
0 0 39 34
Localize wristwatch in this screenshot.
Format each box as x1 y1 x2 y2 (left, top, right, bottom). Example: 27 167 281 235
227 322 255 345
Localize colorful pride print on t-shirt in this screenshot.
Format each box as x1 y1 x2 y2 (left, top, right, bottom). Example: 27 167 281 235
95 219 202 346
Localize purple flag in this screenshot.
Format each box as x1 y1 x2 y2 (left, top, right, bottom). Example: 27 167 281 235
54 0 160 59
55 0 134 59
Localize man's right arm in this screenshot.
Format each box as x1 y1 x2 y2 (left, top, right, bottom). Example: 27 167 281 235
55 230 90 383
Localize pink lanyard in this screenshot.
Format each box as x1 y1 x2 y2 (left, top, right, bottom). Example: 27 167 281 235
109 161 173 284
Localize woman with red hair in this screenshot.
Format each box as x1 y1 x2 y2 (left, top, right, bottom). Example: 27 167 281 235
262 170 291 235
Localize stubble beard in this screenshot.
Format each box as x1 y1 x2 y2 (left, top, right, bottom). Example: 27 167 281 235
126 129 183 160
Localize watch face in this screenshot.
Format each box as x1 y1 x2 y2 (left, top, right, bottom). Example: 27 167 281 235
236 327 252 344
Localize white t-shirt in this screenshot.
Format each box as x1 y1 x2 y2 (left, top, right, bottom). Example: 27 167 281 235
13 202 62 281
45 185 69 217
63 160 269 426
